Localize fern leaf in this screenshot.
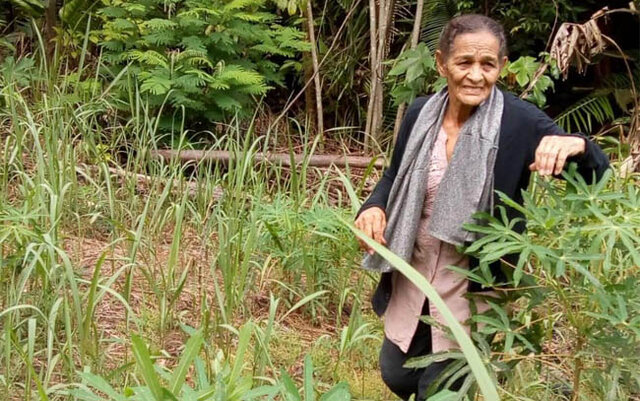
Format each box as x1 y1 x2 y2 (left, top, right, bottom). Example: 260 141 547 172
180 36 207 53
101 40 125 52
143 32 176 46
127 50 169 68
216 65 264 86
98 6 127 18
555 91 615 133
139 72 172 95
224 0 265 12
213 93 243 110
123 3 147 15
177 8 221 19
109 18 137 32
233 12 271 22
142 18 178 31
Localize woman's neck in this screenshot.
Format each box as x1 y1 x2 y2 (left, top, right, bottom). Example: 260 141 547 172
445 97 476 128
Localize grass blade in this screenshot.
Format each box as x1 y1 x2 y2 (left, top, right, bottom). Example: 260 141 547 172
169 330 204 395
341 217 500 401
131 334 165 400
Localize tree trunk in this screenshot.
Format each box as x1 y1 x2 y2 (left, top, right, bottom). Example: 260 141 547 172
392 0 424 143
365 0 394 152
302 12 317 133
306 0 324 139
364 0 379 152
44 0 57 60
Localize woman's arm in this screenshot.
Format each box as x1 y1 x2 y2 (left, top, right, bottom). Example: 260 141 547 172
356 97 429 216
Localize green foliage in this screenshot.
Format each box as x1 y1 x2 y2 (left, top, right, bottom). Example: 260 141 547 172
460 167 640 399
0 55 36 90
95 0 309 126
418 0 458 53
1 0 45 17
69 326 352 400
500 54 557 108
554 67 639 134
256 194 359 321
387 43 446 105
348 217 501 401
458 0 598 56
555 91 616 134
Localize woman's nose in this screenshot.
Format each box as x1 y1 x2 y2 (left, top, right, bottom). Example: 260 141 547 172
467 64 483 82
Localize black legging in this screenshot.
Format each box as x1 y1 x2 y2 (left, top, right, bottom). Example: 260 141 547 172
379 298 465 400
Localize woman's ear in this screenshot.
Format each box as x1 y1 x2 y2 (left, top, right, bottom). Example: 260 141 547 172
435 50 447 77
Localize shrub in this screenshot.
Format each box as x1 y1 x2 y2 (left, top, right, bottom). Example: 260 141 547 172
95 0 309 128
462 166 640 399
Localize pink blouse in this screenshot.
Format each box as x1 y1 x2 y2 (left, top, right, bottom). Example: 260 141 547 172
383 126 482 353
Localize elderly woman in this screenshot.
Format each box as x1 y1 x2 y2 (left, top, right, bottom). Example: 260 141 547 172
354 14 609 400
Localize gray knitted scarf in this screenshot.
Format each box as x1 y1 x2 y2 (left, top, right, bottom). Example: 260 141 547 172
362 86 504 273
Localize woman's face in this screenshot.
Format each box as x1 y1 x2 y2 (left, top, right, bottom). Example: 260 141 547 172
436 30 506 107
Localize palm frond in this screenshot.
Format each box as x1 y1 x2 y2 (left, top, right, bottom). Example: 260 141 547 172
554 91 615 134
419 0 456 52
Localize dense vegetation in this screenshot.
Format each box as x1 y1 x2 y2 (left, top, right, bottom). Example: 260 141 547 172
1 0 639 400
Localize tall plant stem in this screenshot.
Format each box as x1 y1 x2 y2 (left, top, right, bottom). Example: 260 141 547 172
306 0 324 140
571 336 584 401
364 0 379 152
269 0 362 134
365 0 394 152
392 0 424 143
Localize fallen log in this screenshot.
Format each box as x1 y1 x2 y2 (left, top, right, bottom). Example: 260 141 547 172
76 163 223 200
150 149 386 169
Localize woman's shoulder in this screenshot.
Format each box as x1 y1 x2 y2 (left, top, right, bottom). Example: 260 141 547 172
502 91 549 121
407 95 431 114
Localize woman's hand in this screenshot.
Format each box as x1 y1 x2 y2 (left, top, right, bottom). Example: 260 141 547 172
529 135 586 176
354 206 387 255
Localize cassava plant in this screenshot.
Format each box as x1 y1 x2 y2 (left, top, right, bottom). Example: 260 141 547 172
457 166 640 400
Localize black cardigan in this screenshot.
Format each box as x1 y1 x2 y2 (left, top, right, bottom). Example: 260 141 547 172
358 91 610 317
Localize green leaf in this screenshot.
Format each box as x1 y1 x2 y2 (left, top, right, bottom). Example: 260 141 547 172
341 217 500 401
78 371 128 401
426 390 458 401
140 74 172 95
169 330 204 395
303 355 314 401
131 334 166 401
280 369 301 401
318 383 351 401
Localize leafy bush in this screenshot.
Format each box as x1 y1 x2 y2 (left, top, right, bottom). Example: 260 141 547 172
256 194 360 321
500 54 557 108
387 43 445 106
68 325 352 401
95 0 309 127
459 167 640 399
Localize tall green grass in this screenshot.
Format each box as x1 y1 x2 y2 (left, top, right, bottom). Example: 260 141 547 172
0 40 376 399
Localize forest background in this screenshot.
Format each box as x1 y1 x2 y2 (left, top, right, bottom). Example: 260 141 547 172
1 0 639 400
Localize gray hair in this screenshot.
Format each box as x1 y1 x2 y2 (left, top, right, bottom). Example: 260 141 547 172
438 14 507 60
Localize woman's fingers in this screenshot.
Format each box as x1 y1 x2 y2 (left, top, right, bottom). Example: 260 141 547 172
372 213 387 246
554 148 569 175
535 137 558 176
354 216 373 253
354 207 387 254
532 136 586 176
